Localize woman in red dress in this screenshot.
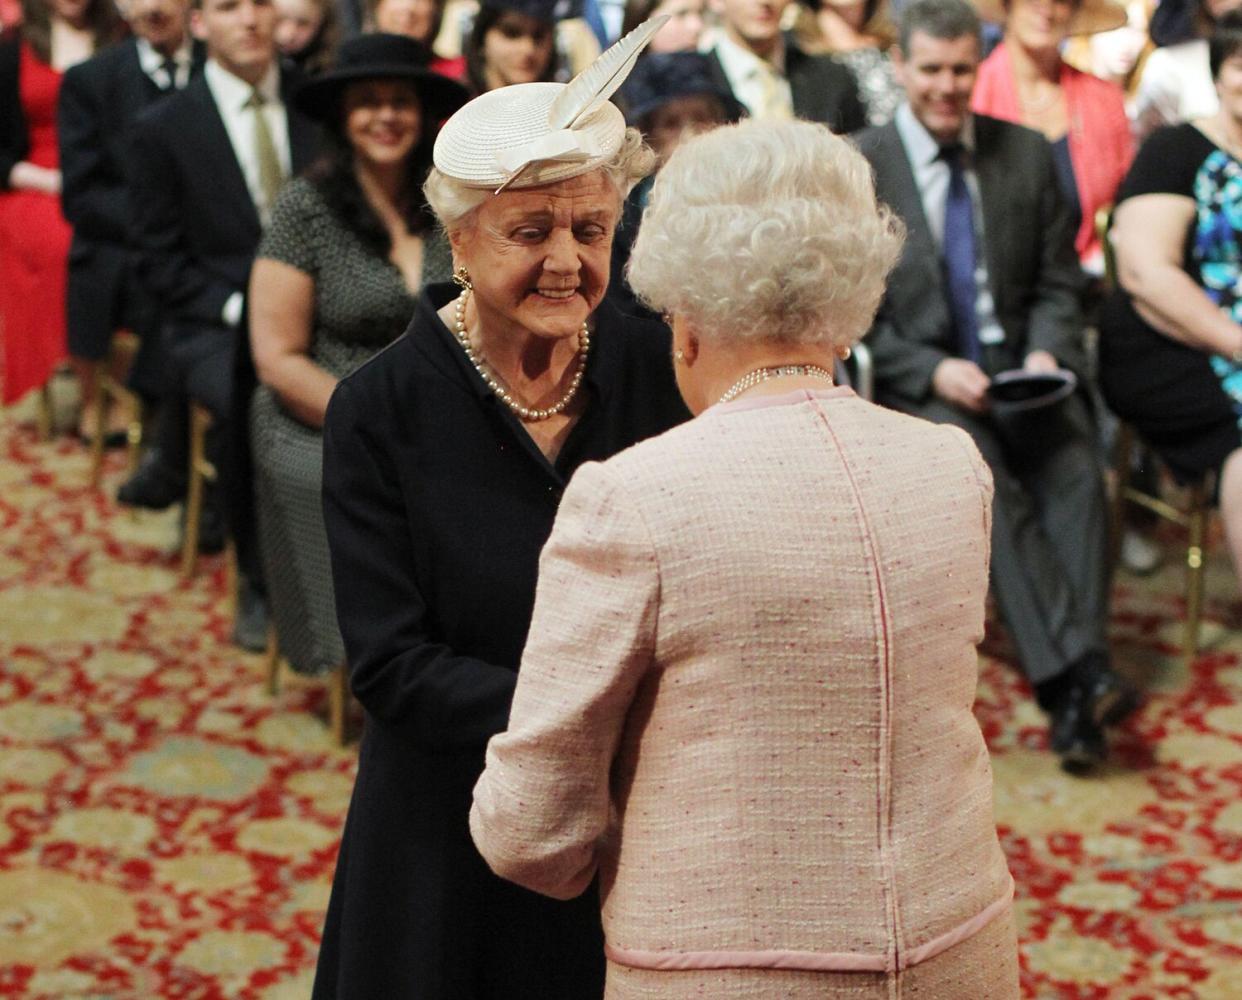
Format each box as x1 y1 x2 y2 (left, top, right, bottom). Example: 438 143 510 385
0 0 121 408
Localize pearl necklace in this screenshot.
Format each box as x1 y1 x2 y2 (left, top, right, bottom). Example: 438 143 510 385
454 289 590 422
717 364 835 405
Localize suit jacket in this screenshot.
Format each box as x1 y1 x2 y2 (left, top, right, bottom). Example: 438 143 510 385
128 64 318 330
855 114 1086 406
58 38 206 349
471 388 1017 997
0 36 27 188
705 35 865 134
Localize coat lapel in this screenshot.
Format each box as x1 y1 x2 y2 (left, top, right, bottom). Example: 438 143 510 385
280 65 320 173
972 116 1009 315
186 75 261 234
875 124 942 295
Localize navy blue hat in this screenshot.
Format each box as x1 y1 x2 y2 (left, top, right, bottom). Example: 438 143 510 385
294 33 469 122
479 0 561 25
619 52 747 128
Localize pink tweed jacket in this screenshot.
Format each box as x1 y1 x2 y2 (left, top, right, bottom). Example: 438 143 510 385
471 387 1017 996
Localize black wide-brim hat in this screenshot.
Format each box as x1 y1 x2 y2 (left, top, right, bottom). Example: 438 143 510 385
293 33 470 123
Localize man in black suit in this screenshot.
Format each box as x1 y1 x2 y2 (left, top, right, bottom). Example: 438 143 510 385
58 0 204 440
705 0 864 132
856 0 1133 771
124 0 319 648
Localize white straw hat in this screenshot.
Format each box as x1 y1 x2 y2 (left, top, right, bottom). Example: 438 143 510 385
433 15 668 192
970 0 1126 35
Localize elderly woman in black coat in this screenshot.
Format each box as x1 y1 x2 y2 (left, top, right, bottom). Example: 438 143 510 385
311 18 688 1000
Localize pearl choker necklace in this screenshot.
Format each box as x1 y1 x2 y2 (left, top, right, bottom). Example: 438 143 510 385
717 364 835 405
453 289 590 422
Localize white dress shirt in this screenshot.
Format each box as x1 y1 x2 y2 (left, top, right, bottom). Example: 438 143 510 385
136 36 193 91
711 32 793 120
203 59 291 326
893 102 1004 348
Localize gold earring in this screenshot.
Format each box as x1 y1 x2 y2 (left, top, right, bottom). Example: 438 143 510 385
839 346 852 361
452 266 472 291
674 349 685 365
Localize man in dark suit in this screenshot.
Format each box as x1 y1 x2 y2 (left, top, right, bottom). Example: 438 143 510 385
58 0 204 440
123 0 318 648
856 0 1133 771
704 0 864 132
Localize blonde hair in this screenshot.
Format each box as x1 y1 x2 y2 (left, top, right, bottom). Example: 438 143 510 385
628 119 904 349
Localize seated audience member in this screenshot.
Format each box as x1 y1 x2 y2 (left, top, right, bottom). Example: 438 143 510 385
471 117 1021 1000
58 0 203 442
793 0 903 125
248 33 464 677
1134 0 1241 139
971 0 1131 277
0 0 122 411
611 50 744 319
366 0 463 75
1063 0 1152 112
124 0 320 650
274 0 340 72
619 0 705 51
704 0 865 131
1100 9 1242 593
463 0 556 93
856 0 1134 772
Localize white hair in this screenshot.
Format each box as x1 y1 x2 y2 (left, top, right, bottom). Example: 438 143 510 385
423 128 655 235
627 119 905 349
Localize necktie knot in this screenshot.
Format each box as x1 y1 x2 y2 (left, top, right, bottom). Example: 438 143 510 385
247 87 266 109
160 57 178 90
939 142 968 170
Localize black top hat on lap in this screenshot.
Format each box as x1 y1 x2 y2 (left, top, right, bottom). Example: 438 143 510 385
294 33 470 122
619 51 748 127
985 369 1078 414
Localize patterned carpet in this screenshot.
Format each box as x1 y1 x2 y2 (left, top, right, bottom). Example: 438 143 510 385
3 389 1242 998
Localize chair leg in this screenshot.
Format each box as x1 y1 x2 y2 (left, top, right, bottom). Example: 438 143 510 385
1184 487 1208 668
1108 423 1135 574
124 395 144 477
180 435 205 580
265 622 281 696
88 363 107 488
36 382 54 440
329 665 349 746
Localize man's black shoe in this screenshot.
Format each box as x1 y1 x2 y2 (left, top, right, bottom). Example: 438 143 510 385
1079 653 1142 729
117 451 186 510
232 578 269 653
1048 683 1107 775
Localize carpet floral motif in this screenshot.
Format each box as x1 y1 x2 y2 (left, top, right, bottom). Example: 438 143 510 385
3 401 1242 997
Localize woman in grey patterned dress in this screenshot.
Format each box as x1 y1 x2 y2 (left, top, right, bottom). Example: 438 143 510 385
248 34 467 675
794 0 902 126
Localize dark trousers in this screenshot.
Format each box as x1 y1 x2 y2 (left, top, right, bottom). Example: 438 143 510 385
901 390 1110 685
149 323 262 587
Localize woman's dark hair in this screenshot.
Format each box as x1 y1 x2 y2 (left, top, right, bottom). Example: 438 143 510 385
305 83 438 255
20 0 124 64
620 0 660 38
1210 8 1242 78
464 5 556 95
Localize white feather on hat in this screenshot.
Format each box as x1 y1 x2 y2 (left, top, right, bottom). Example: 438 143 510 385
433 15 669 193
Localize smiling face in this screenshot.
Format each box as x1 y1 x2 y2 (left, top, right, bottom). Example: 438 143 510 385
450 171 620 343
482 11 555 89
894 29 980 144
192 0 277 83
343 78 423 169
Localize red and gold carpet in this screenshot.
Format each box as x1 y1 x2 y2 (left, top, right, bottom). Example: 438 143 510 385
2 395 1242 998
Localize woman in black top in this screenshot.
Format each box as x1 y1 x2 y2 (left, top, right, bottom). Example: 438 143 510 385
311 19 687 999
1100 9 1242 587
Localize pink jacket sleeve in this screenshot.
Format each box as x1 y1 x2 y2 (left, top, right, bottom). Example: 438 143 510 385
470 460 660 901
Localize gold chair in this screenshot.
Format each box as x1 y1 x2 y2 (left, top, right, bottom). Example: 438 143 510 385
35 381 55 439
1097 206 1214 667
181 401 218 579
88 330 144 489
264 626 352 746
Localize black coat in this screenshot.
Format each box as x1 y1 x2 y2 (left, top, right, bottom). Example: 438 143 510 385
705 35 866 134
57 38 206 358
314 285 691 999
